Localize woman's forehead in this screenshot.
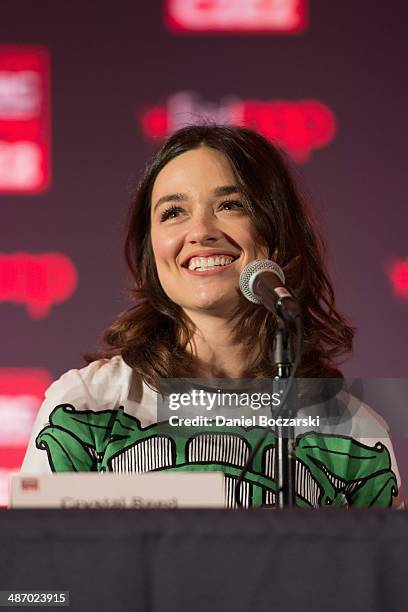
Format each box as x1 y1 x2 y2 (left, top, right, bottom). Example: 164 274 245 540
151 147 236 201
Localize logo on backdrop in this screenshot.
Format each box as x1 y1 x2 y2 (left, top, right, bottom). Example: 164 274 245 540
0 252 78 318
0 368 51 445
140 91 336 162
387 258 408 298
0 369 51 506
0 46 51 194
165 0 308 33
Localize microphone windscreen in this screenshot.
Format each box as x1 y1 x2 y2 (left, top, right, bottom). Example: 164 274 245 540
239 259 285 304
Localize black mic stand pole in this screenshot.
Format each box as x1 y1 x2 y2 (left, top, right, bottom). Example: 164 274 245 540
273 318 297 508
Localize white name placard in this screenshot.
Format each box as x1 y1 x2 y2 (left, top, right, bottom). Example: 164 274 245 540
9 472 225 509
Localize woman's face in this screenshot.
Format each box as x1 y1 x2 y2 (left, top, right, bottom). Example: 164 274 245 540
150 146 268 317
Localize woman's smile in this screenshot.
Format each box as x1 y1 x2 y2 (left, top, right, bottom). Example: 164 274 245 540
182 256 238 276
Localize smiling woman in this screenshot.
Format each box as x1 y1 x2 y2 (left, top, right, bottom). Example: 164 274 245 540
20 124 404 509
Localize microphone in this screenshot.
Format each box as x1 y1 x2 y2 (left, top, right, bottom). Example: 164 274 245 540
239 260 301 322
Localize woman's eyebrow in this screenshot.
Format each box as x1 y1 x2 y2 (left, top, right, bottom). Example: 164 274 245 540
153 185 241 212
153 192 187 212
213 185 241 197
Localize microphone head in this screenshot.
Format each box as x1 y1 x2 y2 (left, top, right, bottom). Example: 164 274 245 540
239 259 285 304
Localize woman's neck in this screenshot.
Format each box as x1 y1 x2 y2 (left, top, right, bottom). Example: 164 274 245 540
183 310 255 379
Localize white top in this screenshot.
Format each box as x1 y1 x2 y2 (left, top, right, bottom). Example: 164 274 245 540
21 355 404 508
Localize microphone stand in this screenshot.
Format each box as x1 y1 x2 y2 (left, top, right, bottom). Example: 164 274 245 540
273 318 297 508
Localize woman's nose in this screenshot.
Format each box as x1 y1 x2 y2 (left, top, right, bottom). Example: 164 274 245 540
185 211 222 243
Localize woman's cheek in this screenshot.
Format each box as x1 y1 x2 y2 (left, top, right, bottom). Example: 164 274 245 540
151 228 183 274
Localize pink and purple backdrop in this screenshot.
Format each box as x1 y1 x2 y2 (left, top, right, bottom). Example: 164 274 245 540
0 0 407 503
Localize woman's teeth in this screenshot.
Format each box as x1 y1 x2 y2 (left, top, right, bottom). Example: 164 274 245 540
188 255 235 271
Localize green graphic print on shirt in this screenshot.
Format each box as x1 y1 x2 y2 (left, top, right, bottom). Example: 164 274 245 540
35 404 399 508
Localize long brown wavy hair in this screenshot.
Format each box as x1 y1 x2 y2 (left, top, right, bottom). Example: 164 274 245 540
86 124 354 390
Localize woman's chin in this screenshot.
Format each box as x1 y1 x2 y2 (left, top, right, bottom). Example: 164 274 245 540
182 297 239 317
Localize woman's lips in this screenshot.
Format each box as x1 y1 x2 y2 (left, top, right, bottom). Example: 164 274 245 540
182 260 236 276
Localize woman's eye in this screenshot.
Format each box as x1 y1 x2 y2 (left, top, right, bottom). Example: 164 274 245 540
160 205 184 222
219 200 244 211
159 200 244 221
